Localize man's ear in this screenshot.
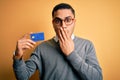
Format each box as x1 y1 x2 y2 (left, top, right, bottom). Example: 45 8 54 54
52 19 54 24
74 19 76 22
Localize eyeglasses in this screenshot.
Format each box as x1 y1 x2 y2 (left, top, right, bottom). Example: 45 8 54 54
53 16 74 26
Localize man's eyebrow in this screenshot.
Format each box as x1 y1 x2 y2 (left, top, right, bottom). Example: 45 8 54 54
54 16 72 20
54 17 61 20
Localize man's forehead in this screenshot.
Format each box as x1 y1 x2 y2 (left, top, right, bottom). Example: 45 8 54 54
53 9 74 19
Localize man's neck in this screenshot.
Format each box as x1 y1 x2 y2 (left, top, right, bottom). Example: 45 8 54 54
54 34 75 42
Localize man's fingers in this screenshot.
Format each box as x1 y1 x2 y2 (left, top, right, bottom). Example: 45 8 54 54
26 39 36 45
62 28 69 39
60 27 67 40
17 38 36 50
58 29 64 42
22 34 29 39
57 27 69 43
23 42 34 48
22 32 33 39
23 39 36 48
22 45 31 50
19 39 36 44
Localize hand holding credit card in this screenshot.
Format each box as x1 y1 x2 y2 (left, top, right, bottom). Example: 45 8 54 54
30 32 44 42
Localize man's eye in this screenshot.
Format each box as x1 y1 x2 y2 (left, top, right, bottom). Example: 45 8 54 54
65 18 72 22
54 19 61 24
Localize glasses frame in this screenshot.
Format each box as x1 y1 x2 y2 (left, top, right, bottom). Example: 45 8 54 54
53 16 75 26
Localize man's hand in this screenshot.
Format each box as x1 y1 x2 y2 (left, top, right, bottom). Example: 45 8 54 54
57 27 74 56
14 33 36 59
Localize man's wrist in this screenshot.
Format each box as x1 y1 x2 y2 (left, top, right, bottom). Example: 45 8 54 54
13 55 23 60
13 52 23 60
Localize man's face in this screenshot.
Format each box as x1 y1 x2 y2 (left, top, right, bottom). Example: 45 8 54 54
52 9 76 38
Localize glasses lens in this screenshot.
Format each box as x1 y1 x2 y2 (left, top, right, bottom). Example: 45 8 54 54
53 16 74 26
53 18 61 25
64 17 73 25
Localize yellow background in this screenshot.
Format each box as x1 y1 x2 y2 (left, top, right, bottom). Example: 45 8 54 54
0 0 120 80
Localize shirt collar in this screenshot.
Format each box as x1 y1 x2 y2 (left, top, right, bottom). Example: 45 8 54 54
54 34 75 42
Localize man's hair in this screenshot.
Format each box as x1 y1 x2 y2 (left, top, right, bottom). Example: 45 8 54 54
52 3 75 18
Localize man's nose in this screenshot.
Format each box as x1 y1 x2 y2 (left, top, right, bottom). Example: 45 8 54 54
61 21 67 28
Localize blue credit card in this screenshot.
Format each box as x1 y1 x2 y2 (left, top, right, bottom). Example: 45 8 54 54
30 32 44 42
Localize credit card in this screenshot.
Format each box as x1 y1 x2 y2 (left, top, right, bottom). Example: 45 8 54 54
30 32 44 42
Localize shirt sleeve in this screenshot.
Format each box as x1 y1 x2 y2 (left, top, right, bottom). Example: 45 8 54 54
66 41 103 80
13 47 42 80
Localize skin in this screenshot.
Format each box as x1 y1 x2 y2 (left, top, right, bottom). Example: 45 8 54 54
52 9 76 56
14 9 76 59
14 33 36 59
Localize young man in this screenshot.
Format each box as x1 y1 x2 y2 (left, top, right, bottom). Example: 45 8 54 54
13 3 103 80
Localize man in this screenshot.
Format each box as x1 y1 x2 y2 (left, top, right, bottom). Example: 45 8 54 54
13 3 103 80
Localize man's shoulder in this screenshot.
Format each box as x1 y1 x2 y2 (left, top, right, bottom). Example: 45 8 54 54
37 38 55 47
74 36 95 51
74 36 92 44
